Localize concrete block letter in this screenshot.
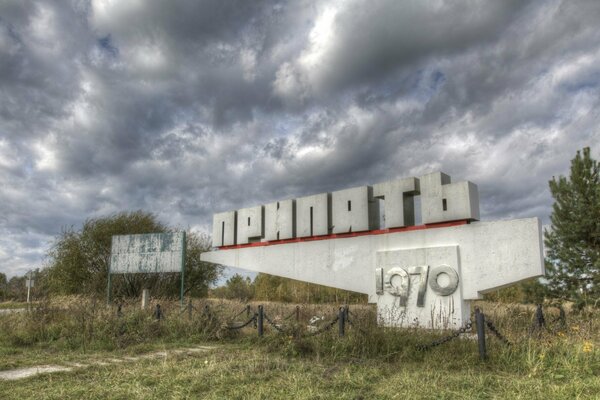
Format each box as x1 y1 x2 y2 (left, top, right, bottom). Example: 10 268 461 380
263 199 295 241
237 206 264 244
420 172 480 224
296 193 330 237
212 211 237 246
331 186 379 233
373 177 419 228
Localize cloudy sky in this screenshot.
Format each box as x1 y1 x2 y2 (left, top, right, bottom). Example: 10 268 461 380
1 0 599 278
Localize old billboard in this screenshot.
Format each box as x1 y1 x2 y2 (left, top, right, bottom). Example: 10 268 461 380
110 232 186 274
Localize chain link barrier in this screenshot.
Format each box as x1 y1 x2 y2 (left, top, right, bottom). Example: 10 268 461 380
416 320 473 351
263 312 290 334
283 308 299 321
201 305 218 321
346 311 369 335
113 302 553 360
139 302 554 358
232 306 250 319
485 319 511 346
302 315 340 338
528 304 569 336
200 304 257 330
263 310 341 338
226 314 257 330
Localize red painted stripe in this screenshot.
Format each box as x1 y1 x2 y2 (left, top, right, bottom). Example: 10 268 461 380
217 219 469 250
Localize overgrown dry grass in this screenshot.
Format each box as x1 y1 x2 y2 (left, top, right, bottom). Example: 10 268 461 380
0 297 598 399
0 342 598 399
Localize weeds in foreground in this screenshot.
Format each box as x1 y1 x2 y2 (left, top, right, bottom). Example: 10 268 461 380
0 298 598 382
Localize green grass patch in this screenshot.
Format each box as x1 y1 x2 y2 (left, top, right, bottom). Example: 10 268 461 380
0 344 598 399
0 302 32 310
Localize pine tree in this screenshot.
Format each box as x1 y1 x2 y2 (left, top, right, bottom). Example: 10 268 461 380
544 147 600 308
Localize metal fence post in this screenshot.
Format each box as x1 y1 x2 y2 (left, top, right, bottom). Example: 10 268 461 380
187 300 193 320
338 306 345 337
257 305 264 337
558 305 566 329
296 305 300 322
154 304 162 321
475 307 486 360
246 304 251 318
535 304 545 330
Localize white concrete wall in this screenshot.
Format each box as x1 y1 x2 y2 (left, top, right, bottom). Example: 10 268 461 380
376 246 469 329
202 217 544 328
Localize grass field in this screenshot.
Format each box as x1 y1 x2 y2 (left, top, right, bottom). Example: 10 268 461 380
0 298 598 399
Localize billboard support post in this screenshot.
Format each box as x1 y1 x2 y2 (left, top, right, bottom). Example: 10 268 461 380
106 269 112 305
180 231 186 308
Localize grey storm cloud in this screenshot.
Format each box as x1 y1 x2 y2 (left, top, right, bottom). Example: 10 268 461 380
0 0 599 278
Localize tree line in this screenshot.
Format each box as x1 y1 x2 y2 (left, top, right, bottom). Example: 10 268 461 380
210 273 367 304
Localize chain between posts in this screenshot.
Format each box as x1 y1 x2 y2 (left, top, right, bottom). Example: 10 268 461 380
201 304 228 329
263 312 289 334
416 320 473 351
263 310 341 338
531 304 567 335
232 305 250 319
302 315 340 337
200 304 257 330
226 314 257 330
283 307 299 321
345 311 369 335
485 319 511 346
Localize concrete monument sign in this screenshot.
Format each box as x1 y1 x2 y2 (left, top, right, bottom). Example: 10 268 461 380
201 172 544 329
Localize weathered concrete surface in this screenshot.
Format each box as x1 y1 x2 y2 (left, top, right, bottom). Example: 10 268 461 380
211 171 480 246
212 211 236 246
201 218 544 328
237 206 263 245
203 218 543 299
203 171 541 328
420 172 480 224
296 193 330 237
373 177 419 228
331 186 379 234
376 246 468 329
263 199 295 241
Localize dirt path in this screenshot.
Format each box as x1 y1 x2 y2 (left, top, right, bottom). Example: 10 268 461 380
0 345 215 381
0 308 27 314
